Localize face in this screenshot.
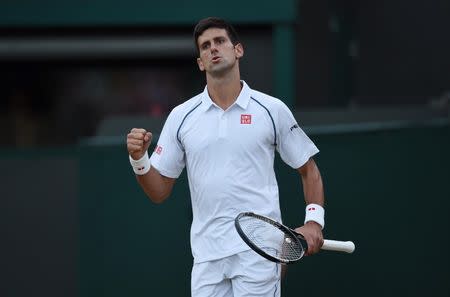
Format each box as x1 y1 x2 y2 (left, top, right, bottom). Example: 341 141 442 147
196 28 243 76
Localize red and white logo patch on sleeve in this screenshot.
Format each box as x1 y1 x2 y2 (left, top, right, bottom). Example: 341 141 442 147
154 145 163 155
240 114 252 124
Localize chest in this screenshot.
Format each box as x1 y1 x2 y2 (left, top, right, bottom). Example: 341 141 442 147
179 108 276 158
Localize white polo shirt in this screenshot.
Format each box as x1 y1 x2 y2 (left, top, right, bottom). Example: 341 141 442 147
150 81 319 263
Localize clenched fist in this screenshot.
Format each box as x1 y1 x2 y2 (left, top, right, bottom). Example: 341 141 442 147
127 128 152 160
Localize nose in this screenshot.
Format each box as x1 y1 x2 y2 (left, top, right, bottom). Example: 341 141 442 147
210 42 218 53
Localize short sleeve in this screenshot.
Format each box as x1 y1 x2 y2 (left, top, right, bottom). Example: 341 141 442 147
149 109 186 178
276 103 319 169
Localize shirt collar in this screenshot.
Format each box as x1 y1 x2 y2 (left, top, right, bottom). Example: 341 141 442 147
235 81 251 109
200 80 252 111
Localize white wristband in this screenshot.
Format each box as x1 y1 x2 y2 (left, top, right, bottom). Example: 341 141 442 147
129 151 151 175
304 203 325 229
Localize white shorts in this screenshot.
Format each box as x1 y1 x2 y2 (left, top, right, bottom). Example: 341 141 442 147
191 250 281 297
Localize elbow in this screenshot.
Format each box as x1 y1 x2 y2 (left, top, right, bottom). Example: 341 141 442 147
146 190 170 204
150 195 167 204
136 170 175 204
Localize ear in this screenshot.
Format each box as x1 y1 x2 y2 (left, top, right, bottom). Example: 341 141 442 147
234 43 244 59
196 57 205 71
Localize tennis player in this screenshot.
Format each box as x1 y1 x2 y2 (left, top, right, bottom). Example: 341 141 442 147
127 17 325 297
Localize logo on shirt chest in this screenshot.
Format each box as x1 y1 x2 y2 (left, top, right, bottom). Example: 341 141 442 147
240 114 252 124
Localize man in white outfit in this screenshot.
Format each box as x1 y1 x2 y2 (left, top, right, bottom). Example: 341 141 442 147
127 17 325 297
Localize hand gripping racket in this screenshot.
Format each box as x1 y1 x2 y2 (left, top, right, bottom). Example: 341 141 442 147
235 212 355 264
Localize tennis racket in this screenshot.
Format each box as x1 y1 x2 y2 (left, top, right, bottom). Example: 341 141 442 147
235 212 355 264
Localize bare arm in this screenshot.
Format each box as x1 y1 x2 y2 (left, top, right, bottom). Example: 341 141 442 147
298 157 324 207
136 167 176 203
127 128 176 203
294 158 325 255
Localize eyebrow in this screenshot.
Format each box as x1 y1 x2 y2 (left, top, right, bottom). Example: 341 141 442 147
199 36 227 48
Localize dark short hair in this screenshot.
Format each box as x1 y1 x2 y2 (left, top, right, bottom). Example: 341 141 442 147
193 17 240 55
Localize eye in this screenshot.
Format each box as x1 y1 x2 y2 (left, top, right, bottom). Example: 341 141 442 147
201 43 210 50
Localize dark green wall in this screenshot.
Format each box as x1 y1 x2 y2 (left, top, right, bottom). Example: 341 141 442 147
1 125 449 296
0 0 297 27
0 148 79 297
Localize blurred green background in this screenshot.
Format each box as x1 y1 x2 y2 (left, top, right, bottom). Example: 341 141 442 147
1 0 449 296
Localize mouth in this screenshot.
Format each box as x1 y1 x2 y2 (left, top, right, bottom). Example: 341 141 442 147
212 56 221 63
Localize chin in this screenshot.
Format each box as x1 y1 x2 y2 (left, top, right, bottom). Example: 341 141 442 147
209 64 232 76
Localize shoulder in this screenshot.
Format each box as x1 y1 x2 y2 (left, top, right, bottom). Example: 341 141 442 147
249 89 292 114
167 93 203 122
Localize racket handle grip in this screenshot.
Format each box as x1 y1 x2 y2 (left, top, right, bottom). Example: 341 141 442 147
322 240 355 253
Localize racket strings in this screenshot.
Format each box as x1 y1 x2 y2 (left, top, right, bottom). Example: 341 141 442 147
239 217 304 261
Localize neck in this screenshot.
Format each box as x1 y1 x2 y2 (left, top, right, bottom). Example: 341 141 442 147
206 71 242 110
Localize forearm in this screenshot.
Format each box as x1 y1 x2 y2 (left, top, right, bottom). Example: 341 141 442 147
136 166 175 203
295 158 325 254
299 158 324 206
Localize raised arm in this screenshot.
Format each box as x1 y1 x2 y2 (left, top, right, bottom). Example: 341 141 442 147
127 128 176 203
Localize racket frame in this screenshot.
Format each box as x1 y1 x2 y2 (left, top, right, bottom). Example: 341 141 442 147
234 212 307 264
